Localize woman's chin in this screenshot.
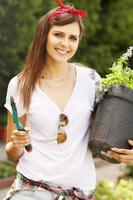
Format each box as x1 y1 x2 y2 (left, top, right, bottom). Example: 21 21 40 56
52 56 70 63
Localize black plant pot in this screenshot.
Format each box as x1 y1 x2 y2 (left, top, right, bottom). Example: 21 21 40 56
89 85 133 163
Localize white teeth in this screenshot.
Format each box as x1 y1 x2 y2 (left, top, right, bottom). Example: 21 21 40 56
56 49 68 55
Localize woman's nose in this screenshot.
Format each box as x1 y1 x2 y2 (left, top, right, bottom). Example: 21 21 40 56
60 38 69 47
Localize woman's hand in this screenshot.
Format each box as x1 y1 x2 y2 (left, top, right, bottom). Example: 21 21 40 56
107 140 133 164
5 127 31 161
11 127 31 149
6 112 31 161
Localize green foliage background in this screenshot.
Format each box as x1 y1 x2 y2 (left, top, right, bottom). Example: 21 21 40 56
95 179 133 200
0 0 133 113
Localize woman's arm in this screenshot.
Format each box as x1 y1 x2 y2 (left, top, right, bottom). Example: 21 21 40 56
5 112 31 161
107 140 133 164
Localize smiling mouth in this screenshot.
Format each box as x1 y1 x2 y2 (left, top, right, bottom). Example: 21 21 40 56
55 48 69 55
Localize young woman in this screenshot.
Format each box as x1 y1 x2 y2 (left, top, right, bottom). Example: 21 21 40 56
4 1 133 200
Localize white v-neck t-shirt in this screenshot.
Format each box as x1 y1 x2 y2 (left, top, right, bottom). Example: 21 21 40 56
5 65 101 192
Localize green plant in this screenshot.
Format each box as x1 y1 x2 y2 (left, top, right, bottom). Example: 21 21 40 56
0 114 7 125
0 160 16 179
95 179 133 200
101 46 133 92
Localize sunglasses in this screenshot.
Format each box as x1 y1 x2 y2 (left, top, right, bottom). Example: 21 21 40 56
57 113 69 144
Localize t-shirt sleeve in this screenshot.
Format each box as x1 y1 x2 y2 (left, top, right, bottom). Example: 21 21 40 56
4 76 26 117
89 69 102 105
94 72 102 104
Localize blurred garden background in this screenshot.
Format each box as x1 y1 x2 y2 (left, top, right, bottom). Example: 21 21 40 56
0 0 133 199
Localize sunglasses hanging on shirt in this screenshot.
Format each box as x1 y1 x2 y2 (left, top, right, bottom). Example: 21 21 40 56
57 113 68 144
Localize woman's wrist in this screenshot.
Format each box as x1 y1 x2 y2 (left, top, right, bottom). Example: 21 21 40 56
5 141 24 161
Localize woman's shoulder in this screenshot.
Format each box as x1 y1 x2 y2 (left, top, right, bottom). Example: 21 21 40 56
7 75 20 90
9 75 18 82
72 62 101 79
72 62 95 71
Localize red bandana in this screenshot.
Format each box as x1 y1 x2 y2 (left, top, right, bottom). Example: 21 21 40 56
49 0 87 19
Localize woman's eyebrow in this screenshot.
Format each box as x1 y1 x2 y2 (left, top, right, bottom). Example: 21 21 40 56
53 31 79 38
53 31 64 34
70 34 79 38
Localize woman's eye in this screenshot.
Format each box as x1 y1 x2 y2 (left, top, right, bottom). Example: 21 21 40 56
70 37 77 41
54 33 62 37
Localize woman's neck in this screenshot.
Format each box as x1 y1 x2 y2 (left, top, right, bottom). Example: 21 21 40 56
42 60 69 79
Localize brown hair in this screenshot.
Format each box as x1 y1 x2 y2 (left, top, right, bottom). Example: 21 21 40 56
18 7 84 109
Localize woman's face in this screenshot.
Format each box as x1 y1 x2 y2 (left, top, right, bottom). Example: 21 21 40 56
46 22 80 63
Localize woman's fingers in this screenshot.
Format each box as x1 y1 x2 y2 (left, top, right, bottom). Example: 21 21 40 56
108 151 132 163
11 128 31 148
111 148 133 155
107 149 133 164
128 139 133 146
12 140 31 148
106 139 133 164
